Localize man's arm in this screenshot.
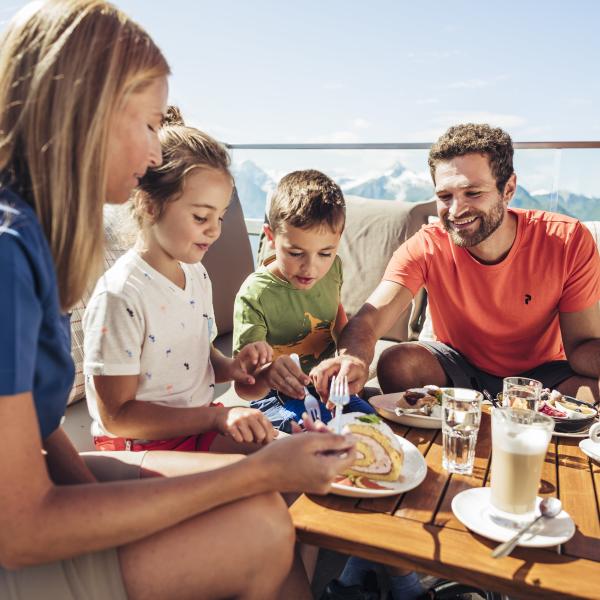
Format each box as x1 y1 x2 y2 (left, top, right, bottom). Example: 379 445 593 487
559 303 600 377
312 281 414 397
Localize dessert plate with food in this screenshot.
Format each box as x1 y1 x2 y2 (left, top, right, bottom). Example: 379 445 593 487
369 385 443 429
499 389 599 438
329 413 427 498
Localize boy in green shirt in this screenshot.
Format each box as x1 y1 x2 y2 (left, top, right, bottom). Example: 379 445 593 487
233 169 374 431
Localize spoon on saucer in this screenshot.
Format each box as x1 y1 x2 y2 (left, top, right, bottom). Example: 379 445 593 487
491 497 562 558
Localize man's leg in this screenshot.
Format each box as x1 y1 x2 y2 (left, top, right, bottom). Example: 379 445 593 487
556 376 599 404
377 342 450 393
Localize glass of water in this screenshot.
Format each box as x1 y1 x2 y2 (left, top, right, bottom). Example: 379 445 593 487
442 388 483 475
502 377 542 411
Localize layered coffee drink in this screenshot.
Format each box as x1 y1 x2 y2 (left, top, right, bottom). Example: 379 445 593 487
490 408 554 518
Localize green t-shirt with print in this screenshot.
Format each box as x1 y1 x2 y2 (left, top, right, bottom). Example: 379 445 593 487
233 256 343 374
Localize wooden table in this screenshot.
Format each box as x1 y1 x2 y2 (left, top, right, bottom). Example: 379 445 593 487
291 412 600 599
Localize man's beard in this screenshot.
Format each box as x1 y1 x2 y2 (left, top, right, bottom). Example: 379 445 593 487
442 197 505 247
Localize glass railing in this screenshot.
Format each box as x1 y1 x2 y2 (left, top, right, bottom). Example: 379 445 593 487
226 142 600 262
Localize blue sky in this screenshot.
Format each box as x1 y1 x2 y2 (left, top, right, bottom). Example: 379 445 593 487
2 0 600 193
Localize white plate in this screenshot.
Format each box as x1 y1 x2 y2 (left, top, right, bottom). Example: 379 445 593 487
579 438 600 463
552 426 595 439
369 393 442 429
451 487 575 548
329 434 428 498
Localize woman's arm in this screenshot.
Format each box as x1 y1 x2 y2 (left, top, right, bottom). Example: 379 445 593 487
43 427 97 484
0 391 355 569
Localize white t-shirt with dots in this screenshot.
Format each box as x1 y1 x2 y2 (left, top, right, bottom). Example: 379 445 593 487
83 249 216 438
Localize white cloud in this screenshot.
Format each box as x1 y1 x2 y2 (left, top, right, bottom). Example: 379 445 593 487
312 130 360 143
434 111 526 129
352 118 370 129
447 75 509 90
416 98 440 105
323 81 344 90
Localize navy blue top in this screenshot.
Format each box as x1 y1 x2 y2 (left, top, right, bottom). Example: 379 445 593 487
0 187 74 439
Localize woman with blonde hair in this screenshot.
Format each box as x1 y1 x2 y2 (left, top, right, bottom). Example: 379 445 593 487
0 2 355 598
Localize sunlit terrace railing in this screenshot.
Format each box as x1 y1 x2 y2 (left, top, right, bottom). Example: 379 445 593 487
225 142 600 261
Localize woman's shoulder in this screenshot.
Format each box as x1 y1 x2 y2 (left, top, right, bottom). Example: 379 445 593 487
0 186 53 268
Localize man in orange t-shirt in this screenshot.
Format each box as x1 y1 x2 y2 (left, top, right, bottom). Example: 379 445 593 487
312 123 600 401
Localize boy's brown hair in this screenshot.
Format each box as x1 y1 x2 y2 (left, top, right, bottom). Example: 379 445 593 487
428 123 514 193
268 169 345 233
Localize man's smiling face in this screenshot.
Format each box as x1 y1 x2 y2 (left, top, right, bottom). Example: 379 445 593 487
434 153 513 248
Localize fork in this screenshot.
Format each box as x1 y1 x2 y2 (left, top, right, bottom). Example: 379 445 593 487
290 353 321 422
330 374 349 434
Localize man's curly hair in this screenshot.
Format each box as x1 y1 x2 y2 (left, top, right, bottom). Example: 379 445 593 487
428 123 514 193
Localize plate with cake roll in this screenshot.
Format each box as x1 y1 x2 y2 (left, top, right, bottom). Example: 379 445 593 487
368 385 443 429
329 413 427 498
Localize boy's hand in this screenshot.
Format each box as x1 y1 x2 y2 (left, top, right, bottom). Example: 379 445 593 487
264 355 310 399
216 406 276 444
229 342 273 384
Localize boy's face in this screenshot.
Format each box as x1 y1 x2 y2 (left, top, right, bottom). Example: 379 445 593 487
265 222 342 290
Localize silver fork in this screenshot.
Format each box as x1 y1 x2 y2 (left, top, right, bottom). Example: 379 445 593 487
330 374 349 434
290 353 321 422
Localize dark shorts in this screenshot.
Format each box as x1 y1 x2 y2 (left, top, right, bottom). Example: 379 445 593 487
250 385 375 433
419 340 576 398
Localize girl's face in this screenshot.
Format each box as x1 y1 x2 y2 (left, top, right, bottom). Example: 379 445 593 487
105 76 168 203
149 168 233 264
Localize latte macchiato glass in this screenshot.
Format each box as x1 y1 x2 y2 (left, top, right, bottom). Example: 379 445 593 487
490 407 554 521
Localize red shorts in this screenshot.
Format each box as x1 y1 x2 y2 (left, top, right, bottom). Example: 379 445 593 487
93 430 220 452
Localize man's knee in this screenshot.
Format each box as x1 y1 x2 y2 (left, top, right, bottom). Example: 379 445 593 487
377 342 447 392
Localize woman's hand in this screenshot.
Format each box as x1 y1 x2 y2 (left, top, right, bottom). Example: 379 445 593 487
262 355 310 398
215 406 276 444
251 421 356 494
227 342 273 385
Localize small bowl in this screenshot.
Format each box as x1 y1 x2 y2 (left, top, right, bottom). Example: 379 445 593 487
550 396 597 433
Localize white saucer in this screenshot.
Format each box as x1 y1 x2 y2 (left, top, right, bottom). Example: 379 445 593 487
552 428 592 439
579 438 600 463
451 487 575 547
329 434 427 498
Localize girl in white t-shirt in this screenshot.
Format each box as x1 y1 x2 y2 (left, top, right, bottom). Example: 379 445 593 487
84 107 275 453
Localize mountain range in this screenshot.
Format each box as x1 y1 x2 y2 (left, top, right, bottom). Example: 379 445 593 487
231 160 600 222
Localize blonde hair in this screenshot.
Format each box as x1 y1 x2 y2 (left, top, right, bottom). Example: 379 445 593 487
0 0 170 310
133 105 231 226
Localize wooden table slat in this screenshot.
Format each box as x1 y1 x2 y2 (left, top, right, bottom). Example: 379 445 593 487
557 436 600 561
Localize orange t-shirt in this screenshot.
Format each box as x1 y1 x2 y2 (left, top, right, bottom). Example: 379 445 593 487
383 208 600 376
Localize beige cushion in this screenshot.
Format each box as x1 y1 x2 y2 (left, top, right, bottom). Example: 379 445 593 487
339 196 437 341
202 188 254 336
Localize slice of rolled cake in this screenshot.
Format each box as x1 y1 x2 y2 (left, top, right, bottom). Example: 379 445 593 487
339 412 403 482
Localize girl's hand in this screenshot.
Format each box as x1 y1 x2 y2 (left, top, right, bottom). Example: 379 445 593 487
216 406 276 444
263 355 310 399
229 342 273 384
251 429 356 494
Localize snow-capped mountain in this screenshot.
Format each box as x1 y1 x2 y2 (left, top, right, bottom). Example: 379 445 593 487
231 160 599 222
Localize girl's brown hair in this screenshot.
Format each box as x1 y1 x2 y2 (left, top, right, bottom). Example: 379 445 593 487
0 0 170 310
133 106 232 226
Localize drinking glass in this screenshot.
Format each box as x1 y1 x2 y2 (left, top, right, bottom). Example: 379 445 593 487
490 407 554 522
502 377 542 411
441 388 483 475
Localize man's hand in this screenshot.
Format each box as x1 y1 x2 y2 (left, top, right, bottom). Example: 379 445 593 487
310 354 369 401
262 355 310 399
228 342 273 385
215 406 276 444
